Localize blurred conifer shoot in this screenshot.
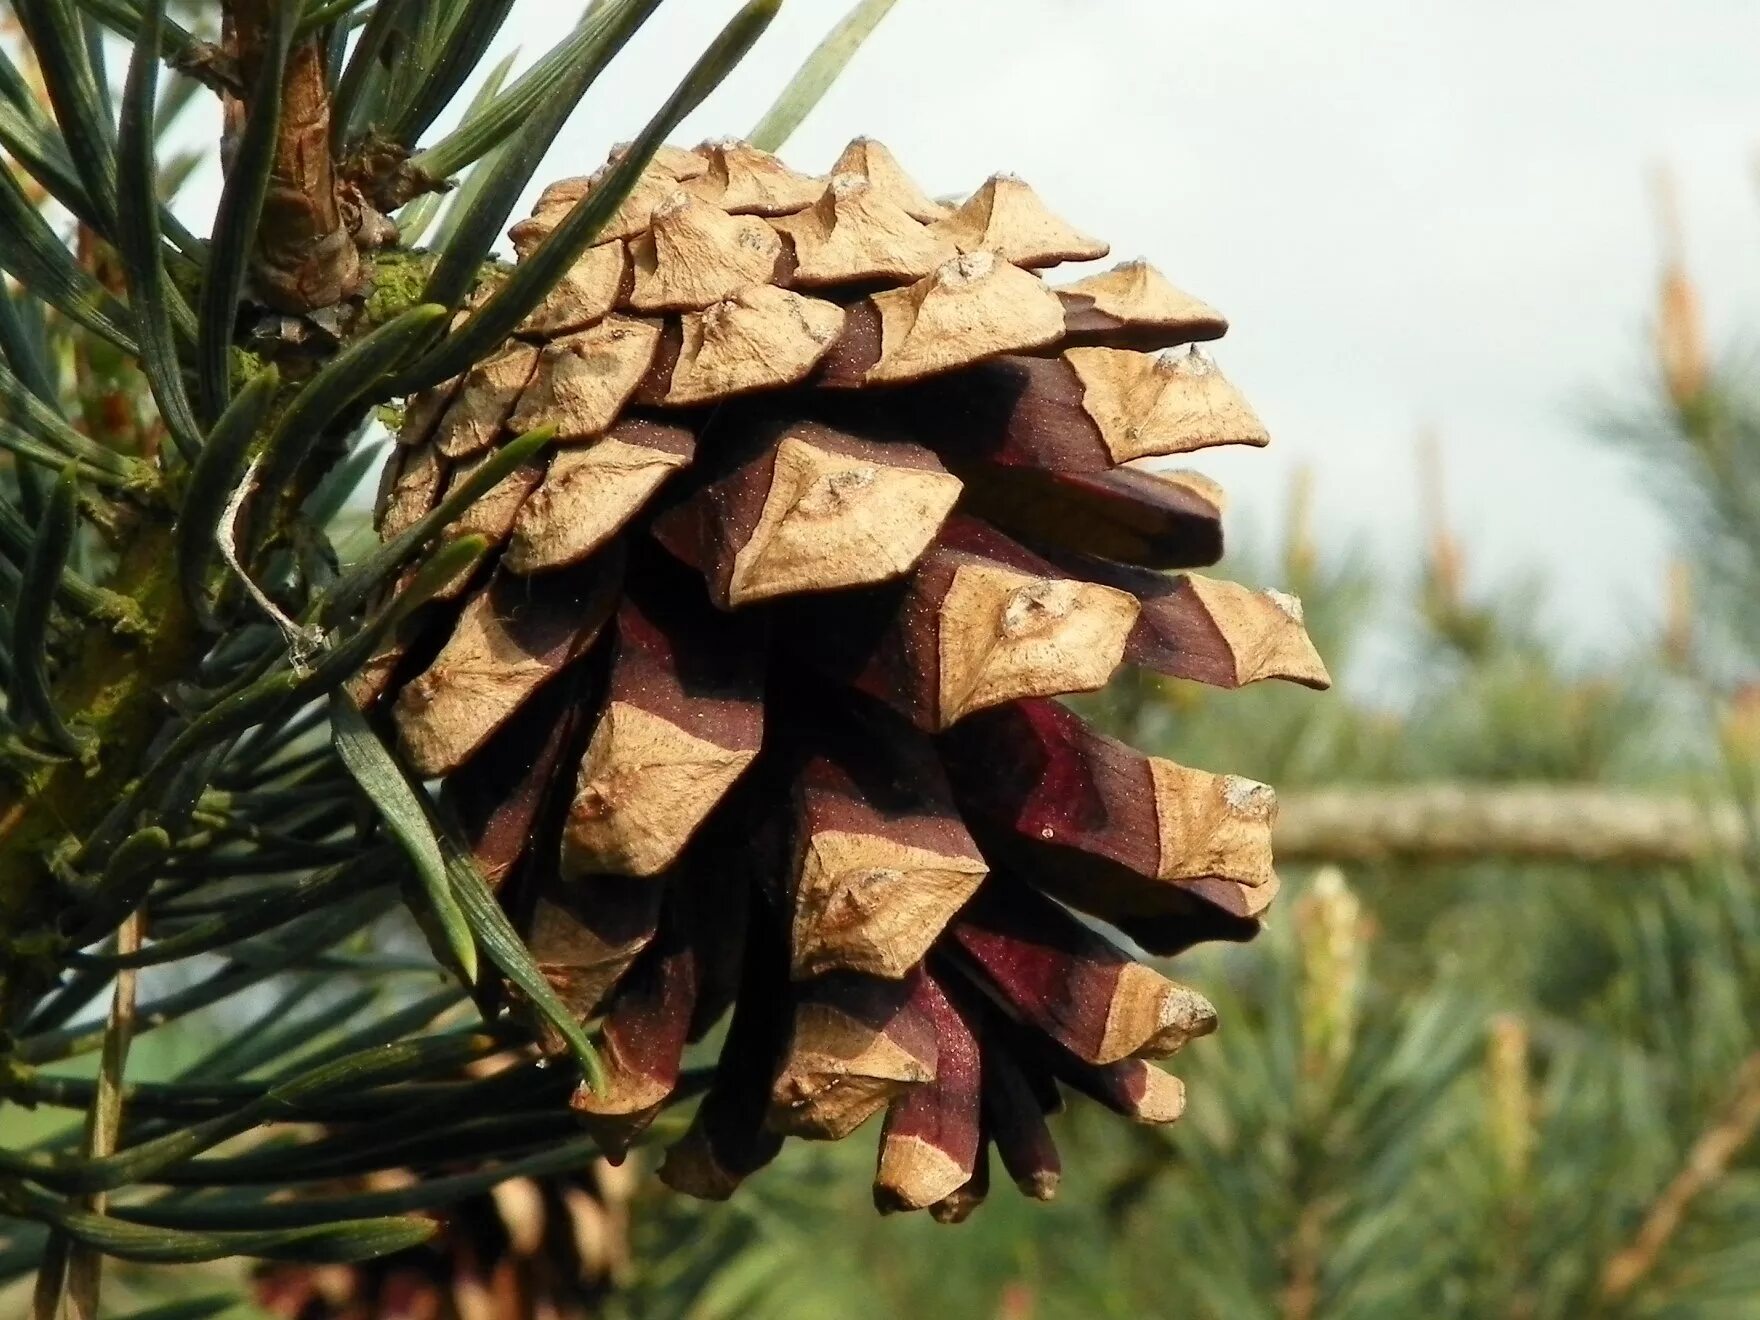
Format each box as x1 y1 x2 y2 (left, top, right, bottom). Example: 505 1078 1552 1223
0 0 1333 1312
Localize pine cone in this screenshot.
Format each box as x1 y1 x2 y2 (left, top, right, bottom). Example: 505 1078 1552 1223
254 1157 635 1320
359 138 1329 1217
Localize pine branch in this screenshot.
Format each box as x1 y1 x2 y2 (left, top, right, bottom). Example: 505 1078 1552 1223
30 910 141 1320
1280 1197 1328 1320
0 506 197 1027
1600 1051 1760 1302
1273 784 1745 865
221 0 359 312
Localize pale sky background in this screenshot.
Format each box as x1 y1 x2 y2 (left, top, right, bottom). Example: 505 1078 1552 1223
514 0 1760 664
176 1 1760 670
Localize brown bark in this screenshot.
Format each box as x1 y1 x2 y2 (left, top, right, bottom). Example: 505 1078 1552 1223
225 1 360 311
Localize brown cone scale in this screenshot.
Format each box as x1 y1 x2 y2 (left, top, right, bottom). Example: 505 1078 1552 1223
365 137 1322 1220
769 969 939 1140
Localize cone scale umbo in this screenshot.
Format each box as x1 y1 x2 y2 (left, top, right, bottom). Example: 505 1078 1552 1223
355 137 1330 1218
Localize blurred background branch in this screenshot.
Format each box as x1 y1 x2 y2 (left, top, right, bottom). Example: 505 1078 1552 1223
1273 784 1746 865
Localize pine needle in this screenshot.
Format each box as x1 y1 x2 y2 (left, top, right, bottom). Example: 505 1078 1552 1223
749 0 898 152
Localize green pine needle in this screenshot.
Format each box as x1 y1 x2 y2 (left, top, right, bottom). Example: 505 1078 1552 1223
330 693 481 986
750 0 897 152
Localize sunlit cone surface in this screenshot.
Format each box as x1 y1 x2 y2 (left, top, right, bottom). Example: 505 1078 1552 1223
362 137 1330 1218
